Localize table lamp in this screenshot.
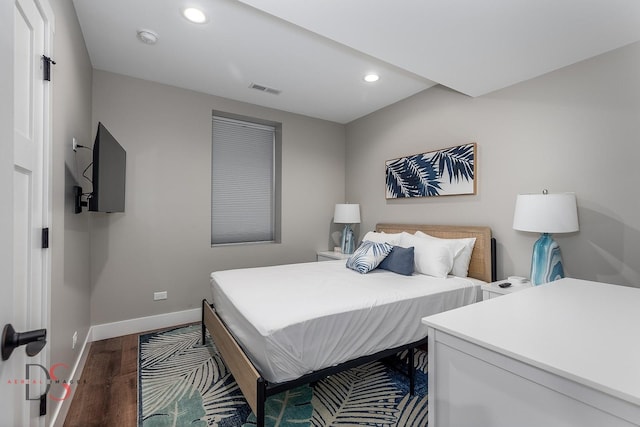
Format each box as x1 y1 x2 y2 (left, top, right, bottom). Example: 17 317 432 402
513 191 579 285
334 204 361 254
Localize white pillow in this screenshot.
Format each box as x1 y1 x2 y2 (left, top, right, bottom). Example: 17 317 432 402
362 231 402 246
398 232 454 278
415 231 476 277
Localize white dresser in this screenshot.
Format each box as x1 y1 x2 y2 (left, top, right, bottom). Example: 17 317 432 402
422 278 640 427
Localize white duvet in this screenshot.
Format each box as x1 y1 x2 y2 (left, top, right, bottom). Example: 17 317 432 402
211 260 482 383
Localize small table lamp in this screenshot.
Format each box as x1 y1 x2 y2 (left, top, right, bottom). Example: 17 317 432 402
513 191 579 285
334 204 361 254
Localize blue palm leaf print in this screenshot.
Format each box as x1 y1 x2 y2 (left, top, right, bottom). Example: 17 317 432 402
386 143 475 198
345 241 393 273
431 143 474 183
385 156 441 198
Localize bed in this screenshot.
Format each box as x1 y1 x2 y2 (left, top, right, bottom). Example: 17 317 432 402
201 224 495 427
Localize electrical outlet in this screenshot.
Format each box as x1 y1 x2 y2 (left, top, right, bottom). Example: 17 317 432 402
72 331 78 349
72 137 78 151
154 291 167 301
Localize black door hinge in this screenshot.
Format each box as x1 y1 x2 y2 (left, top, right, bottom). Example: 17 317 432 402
42 228 49 249
42 55 56 81
39 393 46 416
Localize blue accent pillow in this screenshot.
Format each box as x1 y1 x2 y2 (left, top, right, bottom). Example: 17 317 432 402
378 246 415 276
346 241 393 274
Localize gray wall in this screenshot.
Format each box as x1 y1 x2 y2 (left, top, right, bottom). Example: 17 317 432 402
49 0 93 422
346 41 640 287
90 70 346 324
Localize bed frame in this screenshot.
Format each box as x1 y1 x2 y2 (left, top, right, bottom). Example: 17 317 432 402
202 224 495 426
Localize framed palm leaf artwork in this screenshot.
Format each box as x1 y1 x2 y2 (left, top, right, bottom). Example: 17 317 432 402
385 143 476 199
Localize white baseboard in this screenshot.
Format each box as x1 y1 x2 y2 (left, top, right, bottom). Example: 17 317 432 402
50 328 92 427
90 308 201 342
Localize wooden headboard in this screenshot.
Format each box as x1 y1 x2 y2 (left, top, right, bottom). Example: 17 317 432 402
375 223 495 282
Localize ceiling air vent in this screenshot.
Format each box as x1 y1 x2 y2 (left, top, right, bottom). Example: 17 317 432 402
249 82 281 95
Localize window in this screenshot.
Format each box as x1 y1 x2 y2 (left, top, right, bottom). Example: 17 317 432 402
211 112 281 245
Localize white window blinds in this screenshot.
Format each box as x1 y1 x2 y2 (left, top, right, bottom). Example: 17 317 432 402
211 115 275 245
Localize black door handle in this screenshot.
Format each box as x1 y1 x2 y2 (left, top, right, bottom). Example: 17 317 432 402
1 324 47 361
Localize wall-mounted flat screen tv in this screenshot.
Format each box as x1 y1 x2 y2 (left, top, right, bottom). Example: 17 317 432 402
89 122 126 213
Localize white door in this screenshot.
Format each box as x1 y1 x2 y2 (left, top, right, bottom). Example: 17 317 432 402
0 0 52 425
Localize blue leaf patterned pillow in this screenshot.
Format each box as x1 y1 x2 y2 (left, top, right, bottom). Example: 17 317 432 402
346 241 393 274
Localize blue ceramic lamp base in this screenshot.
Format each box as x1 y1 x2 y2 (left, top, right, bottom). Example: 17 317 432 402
530 233 566 285
341 224 356 254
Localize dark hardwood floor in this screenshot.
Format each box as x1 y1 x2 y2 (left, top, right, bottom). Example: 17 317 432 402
63 325 425 426
63 334 138 427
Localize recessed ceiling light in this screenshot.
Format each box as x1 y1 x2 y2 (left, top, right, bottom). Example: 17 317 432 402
364 73 380 83
183 7 207 23
137 29 159 45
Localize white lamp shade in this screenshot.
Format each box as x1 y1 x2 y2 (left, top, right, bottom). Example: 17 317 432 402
334 203 361 224
513 193 579 233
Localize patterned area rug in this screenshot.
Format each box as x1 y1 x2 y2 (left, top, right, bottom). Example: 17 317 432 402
138 324 428 426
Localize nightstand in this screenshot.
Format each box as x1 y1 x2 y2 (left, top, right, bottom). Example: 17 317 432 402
482 279 533 300
316 251 351 262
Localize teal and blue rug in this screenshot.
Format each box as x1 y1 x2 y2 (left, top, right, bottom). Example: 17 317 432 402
138 324 428 426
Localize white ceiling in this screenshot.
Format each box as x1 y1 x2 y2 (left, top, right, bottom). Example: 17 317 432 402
73 0 640 124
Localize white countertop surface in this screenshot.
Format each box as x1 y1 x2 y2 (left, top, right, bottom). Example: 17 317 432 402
422 278 640 406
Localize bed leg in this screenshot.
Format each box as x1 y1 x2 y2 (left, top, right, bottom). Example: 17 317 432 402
408 348 415 395
257 378 266 427
201 299 206 345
